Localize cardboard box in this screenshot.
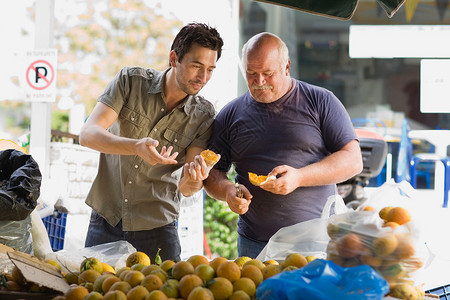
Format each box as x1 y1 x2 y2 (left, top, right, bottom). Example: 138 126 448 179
0 243 69 299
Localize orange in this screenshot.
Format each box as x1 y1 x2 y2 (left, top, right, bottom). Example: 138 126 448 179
171 261 195 280
142 264 163 276
109 280 132 294
233 277 256 298
178 274 204 299
102 275 121 293
394 233 415 259
372 234 399 256
280 253 308 269
379 206 394 222
93 273 115 292
65 285 89 300
206 277 234 300
383 222 400 229
209 256 228 272
187 254 210 268
78 269 101 285
194 263 215 283
241 264 263 287
248 172 275 186
187 286 214 300
126 251 151 268
363 206 375 211
234 256 252 269
102 262 116 274
387 207 411 225
145 290 168 300
84 291 104 300
263 259 279 266
261 264 282 280
336 233 363 258
80 257 104 274
160 260 175 272
229 290 251 300
126 285 149 299
200 149 219 167
141 274 163 292
216 261 241 283
123 270 145 287
103 290 127 300
242 259 265 271
160 279 179 298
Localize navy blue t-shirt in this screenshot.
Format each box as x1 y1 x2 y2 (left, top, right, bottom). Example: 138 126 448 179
208 79 357 242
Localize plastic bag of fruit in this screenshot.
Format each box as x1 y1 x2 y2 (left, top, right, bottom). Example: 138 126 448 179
325 187 429 299
257 194 348 262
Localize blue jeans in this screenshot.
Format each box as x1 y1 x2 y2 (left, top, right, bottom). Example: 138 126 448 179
85 210 181 261
237 234 267 259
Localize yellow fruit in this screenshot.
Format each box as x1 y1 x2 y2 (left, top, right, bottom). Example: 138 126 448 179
242 259 265 271
387 207 412 225
93 273 116 292
84 291 104 300
194 263 215 283
141 274 163 292
115 267 130 278
394 233 415 259
160 279 179 298
179 274 204 299
171 261 195 280
234 256 252 269
379 206 394 221
233 277 256 298
241 264 264 287
229 290 251 300
130 263 146 272
280 253 308 268
206 277 234 300
81 257 104 274
388 283 418 299
64 271 80 285
149 269 168 283
363 206 376 211
263 259 279 266
200 149 219 167
119 269 131 281
102 262 115 274
127 285 149 299
65 285 89 300
373 234 399 256
109 280 132 294
126 251 151 268
78 269 102 285
305 255 317 263
187 286 214 300
4 280 20 291
209 256 228 272
45 259 62 271
261 264 282 280
103 290 127 300
145 289 168 300
216 261 241 283
123 270 145 287
187 255 210 269
336 233 364 258
102 275 121 293
160 260 175 272
142 265 163 276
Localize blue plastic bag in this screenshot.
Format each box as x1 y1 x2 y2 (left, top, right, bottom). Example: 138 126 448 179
256 259 389 300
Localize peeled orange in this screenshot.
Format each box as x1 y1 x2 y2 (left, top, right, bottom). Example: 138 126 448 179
200 149 219 167
248 172 275 186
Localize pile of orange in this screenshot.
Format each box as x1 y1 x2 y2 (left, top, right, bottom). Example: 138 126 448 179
326 206 424 300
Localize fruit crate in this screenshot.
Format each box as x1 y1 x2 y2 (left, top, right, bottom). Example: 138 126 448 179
41 212 67 251
426 284 450 299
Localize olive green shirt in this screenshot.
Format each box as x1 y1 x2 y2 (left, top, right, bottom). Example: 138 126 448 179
85 67 216 231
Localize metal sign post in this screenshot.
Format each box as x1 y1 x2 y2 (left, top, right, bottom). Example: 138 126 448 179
29 0 55 179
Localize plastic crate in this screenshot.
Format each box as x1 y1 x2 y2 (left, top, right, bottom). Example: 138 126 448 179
426 284 450 299
41 212 67 251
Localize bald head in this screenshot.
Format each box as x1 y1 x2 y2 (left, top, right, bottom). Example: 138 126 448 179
241 32 289 71
241 32 292 103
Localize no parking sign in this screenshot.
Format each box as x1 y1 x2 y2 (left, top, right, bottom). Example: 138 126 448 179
23 49 58 102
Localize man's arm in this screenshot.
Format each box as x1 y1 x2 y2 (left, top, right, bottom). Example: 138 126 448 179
203 168 253 214
79 102 178 165
262 139 363 195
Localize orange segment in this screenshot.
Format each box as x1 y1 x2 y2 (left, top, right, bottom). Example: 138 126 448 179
200 149 219 167
248 172 275 186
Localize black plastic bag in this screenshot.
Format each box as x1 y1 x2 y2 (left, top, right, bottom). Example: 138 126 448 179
0 149 42 221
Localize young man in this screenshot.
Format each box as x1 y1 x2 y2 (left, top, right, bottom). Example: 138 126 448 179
204 32 363 258
80 23 223 261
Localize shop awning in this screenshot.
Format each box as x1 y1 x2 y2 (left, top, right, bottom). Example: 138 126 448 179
255 0 406 20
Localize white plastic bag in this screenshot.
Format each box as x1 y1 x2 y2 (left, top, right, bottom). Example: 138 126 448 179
256 194 348 262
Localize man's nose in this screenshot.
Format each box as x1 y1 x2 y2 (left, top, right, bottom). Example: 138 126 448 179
255 74 266 85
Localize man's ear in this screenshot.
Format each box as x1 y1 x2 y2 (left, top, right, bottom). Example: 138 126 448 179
285 59 291 75
169 50 178 68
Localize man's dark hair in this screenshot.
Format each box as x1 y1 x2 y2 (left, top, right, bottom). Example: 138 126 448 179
170 23 224 64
